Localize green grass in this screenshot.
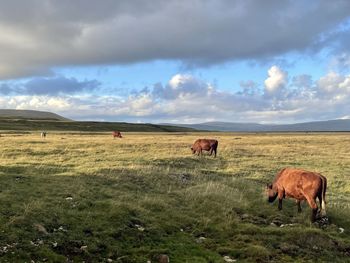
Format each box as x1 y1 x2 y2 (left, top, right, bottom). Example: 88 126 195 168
0 132 349 262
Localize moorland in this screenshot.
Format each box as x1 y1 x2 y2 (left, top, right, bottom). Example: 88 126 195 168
0 132 349 262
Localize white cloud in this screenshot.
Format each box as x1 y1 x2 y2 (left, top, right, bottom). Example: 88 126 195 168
316 71 350 100
3 96 73 111
264 65 288 95
1 68 350 123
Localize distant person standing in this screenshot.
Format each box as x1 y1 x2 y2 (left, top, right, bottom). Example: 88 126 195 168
41 131 47 139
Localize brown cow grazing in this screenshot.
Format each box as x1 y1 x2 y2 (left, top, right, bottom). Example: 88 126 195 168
191 139 218 157
266 168 327 222
112 131 122 138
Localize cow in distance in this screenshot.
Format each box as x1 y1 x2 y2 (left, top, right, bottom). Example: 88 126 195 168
112 131 122 138
191 139 218 157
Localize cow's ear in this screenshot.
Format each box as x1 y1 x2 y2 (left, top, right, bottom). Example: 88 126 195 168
267 183 272 189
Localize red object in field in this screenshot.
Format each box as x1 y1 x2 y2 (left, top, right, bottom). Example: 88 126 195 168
112 131 122 138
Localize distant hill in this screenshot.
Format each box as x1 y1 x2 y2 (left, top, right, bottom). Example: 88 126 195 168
0 109 71 121
163 119 350 132
3 109 349 132
0 109 196 132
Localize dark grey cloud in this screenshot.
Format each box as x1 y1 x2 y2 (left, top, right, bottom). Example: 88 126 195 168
23 76 100 95
1 0 350 79
0 76 100 95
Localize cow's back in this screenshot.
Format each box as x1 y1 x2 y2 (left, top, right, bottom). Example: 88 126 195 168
193 139 217 151
274 168 323 199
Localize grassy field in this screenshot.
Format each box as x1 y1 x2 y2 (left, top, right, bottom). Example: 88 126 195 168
0 132 349 262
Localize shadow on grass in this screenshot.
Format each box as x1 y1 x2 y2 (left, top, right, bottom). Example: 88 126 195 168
0 164 72 176
0 162 349 263
152 156 227 170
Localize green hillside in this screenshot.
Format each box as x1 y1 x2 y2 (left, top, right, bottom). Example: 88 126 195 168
0 118 196 132
0 109 71 121
0 109 196 132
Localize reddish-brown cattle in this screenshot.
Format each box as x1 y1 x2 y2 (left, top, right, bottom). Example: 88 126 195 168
112 131 122 138
191 139 218 157
266 168 327 222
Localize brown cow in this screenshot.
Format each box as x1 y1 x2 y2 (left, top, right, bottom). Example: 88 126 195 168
112 131 122 138
266 168 327 222
191 139 218 157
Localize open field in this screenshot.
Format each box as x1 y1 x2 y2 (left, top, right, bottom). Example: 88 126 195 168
0 132 350 262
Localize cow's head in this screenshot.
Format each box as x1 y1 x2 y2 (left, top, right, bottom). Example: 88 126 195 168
266 183 278 202
190 146 195 154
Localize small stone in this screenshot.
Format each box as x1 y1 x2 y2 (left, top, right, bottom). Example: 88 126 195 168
270 222 277 227
339 227 345 233
223 256 237 262
80 245 88 252
134 224 145 231
65 197 73 201
52 242 58 248
241 213 249 219
138 226 145 232
58 226 67 232
196 236 206 243
280 223 295 228
107 259 113 262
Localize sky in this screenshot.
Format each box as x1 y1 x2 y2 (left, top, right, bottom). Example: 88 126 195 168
1 0 350 124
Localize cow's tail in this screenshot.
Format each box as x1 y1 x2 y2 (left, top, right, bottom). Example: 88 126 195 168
321 175 327 216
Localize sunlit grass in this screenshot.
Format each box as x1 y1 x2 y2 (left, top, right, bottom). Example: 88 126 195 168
0 132 349 262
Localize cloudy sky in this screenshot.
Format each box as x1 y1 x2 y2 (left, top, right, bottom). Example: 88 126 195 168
1 0 350 123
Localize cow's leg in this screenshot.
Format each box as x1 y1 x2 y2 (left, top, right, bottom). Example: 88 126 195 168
317 193 326 217
305 196 318 222
296 200 302 213
214 148 217 158
209 148 213 156
278 199 282 210
277 190 284 210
